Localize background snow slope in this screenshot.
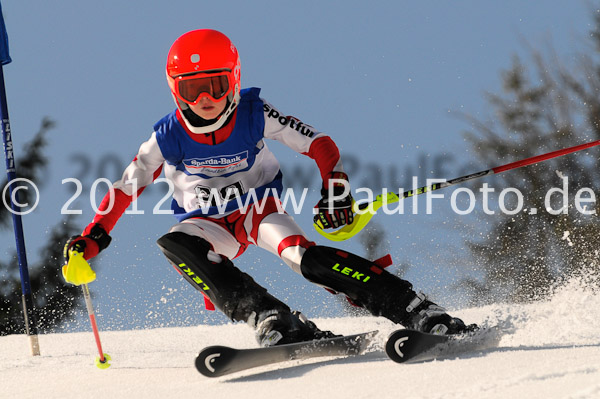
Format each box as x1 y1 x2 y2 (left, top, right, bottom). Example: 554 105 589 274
2 278 599 399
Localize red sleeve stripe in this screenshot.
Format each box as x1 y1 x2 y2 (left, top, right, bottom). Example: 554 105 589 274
304 136 341 181
90 188 133 234
90 164 163 234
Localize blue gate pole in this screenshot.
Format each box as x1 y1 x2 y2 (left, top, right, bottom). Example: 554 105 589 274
0 2 40 356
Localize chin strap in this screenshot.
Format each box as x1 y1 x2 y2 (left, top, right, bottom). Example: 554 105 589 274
181 98 229 128
175 91 240 134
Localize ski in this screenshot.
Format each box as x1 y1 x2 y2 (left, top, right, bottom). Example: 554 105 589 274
385 326 503 363
196 330 378 377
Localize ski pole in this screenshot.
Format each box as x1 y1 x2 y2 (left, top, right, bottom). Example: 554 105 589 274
63 250 111 368
82 283 111 369
314 139 600 241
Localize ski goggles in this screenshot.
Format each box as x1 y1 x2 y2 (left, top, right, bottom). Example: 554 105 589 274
174 71 231 105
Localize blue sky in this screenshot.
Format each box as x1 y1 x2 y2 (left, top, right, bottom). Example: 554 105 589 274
1 1 594 330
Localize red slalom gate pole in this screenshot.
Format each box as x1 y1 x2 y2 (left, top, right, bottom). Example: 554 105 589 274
316 139 600 241
491 140 600 173
357 138 600 211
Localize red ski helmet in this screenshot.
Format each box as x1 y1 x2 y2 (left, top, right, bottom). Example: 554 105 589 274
166 29 241 133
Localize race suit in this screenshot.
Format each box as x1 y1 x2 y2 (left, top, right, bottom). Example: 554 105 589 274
85 87 344 273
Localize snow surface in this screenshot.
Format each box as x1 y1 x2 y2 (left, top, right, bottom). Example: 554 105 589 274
2 279 600 399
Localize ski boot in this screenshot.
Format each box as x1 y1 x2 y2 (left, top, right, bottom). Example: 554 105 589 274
405 293 477 335
253 309 339 347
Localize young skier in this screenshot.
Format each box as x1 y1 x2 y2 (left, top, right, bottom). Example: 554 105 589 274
63 29 475 347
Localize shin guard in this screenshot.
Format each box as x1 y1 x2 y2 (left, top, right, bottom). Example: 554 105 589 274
300 245 416 324
157 232 289 323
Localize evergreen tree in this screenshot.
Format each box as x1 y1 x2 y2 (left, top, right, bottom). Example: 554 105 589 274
0 118 82 335
461 12 600 304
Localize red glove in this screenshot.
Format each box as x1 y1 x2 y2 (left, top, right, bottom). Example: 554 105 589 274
314 172 354 229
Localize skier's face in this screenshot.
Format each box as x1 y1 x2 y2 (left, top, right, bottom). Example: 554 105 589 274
189 96 227 120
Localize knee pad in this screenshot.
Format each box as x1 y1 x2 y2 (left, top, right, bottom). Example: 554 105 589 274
157 232 288 322
300 245 414 323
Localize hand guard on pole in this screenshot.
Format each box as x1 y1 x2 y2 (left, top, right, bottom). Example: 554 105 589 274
62 224 111 285
62 250 96 286
314 172 354 229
